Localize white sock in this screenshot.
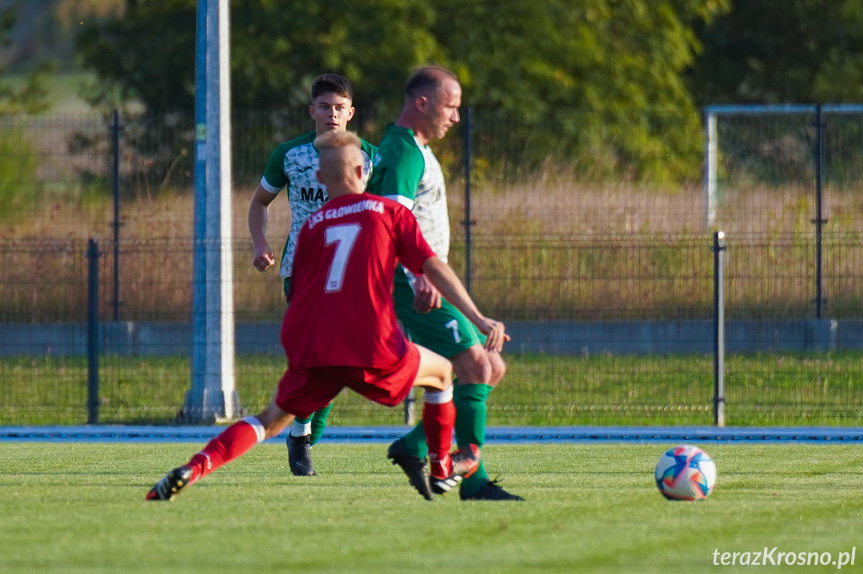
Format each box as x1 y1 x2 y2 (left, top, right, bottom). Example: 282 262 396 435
291 419 312 437
242 416 267 443
424 386 454 405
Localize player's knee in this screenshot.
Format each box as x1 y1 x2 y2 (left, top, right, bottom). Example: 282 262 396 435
439 374 453 390
432 364 453 390
442 359 454 385
488 353 507 387
454 347 493 384
432 355 453 388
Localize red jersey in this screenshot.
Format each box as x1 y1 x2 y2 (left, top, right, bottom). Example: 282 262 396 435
281 193 435 370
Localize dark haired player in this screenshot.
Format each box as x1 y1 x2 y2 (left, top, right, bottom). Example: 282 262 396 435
248 74 376 476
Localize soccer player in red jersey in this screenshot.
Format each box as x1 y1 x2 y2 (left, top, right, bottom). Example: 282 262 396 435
146 130 509 501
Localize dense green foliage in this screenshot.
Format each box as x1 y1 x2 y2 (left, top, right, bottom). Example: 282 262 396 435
691 0 863 104
74 0 442 112
0 3 50 114
65 0 863 181
0 4 46 218
74 0 731 181
76 1 726 113
14 1 863 113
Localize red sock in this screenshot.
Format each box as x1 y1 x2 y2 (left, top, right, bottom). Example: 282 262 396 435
187 417 264 480
422 399 455 478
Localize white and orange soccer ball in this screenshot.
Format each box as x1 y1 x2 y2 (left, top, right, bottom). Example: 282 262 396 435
654 445 716 501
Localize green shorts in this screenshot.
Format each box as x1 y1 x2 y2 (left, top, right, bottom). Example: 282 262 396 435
283 277 291 302
393 266 485 359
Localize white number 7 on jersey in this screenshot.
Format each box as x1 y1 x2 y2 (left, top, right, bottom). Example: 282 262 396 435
445 319 462 343
324 223 361 293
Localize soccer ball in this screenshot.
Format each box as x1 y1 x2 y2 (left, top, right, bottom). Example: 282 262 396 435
654 445 716 501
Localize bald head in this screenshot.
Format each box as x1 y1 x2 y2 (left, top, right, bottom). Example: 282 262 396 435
398 65 462 144
404 66 460 100
314 131 365 199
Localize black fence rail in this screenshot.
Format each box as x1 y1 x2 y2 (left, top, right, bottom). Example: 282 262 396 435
3 233 862 324
2 109 863 426
1 235 862 427
5 108 863 237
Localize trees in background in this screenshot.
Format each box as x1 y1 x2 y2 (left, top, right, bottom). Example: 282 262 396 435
75 0 730 181
0 3 49 114
76 0 729 114
10 0 862 112
32 0 862 182
75 0 445 113
690 0 863 104
0 4 45 216
430 0 729 180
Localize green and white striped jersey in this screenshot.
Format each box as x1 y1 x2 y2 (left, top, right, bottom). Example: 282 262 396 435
365 124 450 263
260 130 376 279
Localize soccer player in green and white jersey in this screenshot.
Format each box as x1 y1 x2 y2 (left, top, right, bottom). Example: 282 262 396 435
248 74 376 476
366 66 523 501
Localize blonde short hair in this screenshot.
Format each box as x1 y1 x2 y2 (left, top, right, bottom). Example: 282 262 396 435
314 130 361 151
314 131 363 178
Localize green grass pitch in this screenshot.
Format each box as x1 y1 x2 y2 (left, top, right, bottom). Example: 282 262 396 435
2 443 862 573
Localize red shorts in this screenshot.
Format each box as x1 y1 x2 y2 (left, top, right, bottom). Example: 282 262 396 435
274 343 421 420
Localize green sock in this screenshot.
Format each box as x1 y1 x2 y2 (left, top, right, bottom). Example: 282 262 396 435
310 403 333 446
401 421 428 459
454 382 493 495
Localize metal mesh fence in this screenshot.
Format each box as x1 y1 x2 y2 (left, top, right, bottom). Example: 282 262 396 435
1 109 863 426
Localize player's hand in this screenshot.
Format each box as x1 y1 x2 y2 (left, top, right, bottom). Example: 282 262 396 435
479 318 510 353
412 275 442 313
253 244 276 272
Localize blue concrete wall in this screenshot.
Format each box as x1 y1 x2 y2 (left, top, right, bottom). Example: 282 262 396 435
2 319 860 357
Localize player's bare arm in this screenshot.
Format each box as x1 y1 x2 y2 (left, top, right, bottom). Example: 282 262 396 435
248 184 278 271
421 257 510 353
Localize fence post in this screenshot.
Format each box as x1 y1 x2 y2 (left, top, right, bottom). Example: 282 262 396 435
462 106 474 294
705 109 718 228
110 109 122 321
813 105 826 319
712 231 726 428
87 239 101 425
